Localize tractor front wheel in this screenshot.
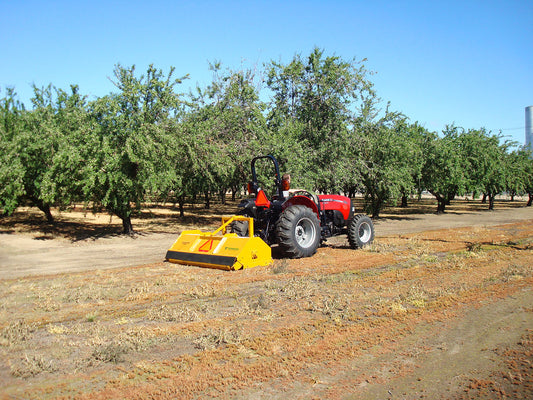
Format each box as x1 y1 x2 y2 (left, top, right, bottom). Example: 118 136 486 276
347 214 375 249
276 205 321 258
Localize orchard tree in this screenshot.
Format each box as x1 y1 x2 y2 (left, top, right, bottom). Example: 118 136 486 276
183 64 267 206
422 126 467 213
357 112 416 217
1 85 92 221
0 88 26 215
518 146 533 206
39 85 94 212
399 121 431 206
459 128 512 210
0 85 86 222
504 146 531 202
265 47 376 193
86 64 186 234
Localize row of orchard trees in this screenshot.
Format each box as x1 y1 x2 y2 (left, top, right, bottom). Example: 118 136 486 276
1 48 532 233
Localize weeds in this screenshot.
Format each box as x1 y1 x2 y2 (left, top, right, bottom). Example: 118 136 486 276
186 285 219 299
193 327 245 350
501 264 530 282
272 259 289 274
126 281 151 301
364 240 397 254
147 304 199 322
403 285 429 308
309 294 351 322
91 342 129 363
247 293 270 311
278 277 315 300
1 319 35 346
467 242 482 252
86 312 98 322
10 353 57 378
47 324 68 335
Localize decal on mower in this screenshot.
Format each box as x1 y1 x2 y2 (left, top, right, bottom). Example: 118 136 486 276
198 239 214 252
224 246 240 251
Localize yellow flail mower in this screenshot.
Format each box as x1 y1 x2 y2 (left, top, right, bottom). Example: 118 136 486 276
165 215 272 270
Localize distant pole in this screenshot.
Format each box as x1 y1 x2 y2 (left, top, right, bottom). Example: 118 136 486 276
526 106 533 149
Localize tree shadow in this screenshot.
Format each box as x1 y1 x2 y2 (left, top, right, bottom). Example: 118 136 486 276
1 198 527 242
0 207 226 242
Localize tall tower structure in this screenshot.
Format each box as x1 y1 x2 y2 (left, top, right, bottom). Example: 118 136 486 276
526 106 533 149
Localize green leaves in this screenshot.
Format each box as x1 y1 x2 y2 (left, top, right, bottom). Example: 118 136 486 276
266 47 376 194
1 51 531 229
358 118 423 217
82 65 187 233
422 129 467 213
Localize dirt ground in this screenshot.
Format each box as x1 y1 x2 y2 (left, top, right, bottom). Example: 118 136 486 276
0 199 532 399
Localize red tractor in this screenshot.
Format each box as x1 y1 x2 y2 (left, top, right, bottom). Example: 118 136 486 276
233 155 375 258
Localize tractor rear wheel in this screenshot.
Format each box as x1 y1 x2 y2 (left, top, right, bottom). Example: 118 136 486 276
276 205 321 258
231 217 249 237
347 214 374 249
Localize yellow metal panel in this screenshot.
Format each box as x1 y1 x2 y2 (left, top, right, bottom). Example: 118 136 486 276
165 216 272 270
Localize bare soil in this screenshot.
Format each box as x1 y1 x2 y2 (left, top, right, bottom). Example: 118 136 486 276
0 198 532 399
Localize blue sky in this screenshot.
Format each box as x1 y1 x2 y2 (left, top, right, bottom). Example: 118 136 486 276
1 0 532 145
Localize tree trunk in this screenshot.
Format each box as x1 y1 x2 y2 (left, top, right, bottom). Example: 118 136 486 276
35 200 54 223
204 191 210 209
488 193 495 210
41 205 54 223
430 191 447 214
370 197 382 218
178 196 185 218
121 215 134 235
432 193 446 214
481 193 487 203
400 195 408 208
527 193 532 206
437 199 446 213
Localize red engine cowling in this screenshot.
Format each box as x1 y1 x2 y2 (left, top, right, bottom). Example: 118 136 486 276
282 193 354 223
318 194 353 221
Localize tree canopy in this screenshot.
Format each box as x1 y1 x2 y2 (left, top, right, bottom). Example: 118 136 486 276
1 48 531 232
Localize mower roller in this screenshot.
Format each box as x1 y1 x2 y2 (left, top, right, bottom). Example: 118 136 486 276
165 215 272 270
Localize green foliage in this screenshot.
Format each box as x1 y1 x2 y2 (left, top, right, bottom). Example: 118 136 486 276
1 50 531 231
84 64 187 233
358 115 426 217
265 47 376 193
0 85 86 221
0 88 26 214
179 64 267 207
422 126 467 213
458 128 514 210
507 146 533 206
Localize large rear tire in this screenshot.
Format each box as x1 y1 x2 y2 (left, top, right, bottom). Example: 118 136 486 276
231 216 250 237
276 205 321 258
347 214 374 249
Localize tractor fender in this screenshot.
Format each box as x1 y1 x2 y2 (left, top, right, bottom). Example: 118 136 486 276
282 195 320 219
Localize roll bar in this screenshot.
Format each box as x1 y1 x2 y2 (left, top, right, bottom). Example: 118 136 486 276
250 155 283 199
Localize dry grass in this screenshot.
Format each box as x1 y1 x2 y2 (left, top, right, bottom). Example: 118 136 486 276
0 200 531 399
